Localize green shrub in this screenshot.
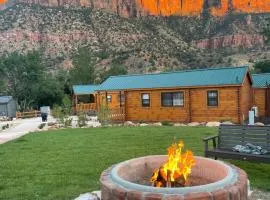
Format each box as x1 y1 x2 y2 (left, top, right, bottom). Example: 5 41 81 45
2 124 9 130
97 103 110 126
77 112 87 128
38 123 46 129
161 121 173 126
64 118 73 127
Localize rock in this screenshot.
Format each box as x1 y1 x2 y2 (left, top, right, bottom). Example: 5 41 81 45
195 34 264 50
87 121 102 128
188 122 200 127
206 122 220 127
92 191 101 199
174 123 187 127
255 122 264 126
124 121 135 126
88 116 98 122
152 122 162 126
47 122 57 126
140 123 148 127
74 192 100 200
221 121 234 125
15 0 270 18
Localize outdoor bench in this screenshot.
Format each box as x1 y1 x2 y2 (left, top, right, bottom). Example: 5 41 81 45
203 124 270 163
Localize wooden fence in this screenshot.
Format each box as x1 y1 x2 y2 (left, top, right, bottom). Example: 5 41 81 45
108 107 125 121
74 103 96 113
16 110 41 119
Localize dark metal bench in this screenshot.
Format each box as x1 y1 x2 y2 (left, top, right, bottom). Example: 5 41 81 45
203 124 270 163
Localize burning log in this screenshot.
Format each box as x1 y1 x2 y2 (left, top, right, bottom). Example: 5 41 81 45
150 141 195 188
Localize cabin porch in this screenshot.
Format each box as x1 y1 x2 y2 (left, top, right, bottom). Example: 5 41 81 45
72 85 99 114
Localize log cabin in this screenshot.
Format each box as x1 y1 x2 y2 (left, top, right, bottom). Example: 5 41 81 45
73 66 270 124
95 66 253 124
252 73 270 118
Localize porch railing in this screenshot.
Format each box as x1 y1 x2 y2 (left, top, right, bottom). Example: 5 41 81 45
74 103 96 113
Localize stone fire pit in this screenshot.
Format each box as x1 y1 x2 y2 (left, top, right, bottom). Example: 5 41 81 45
100 155 248 200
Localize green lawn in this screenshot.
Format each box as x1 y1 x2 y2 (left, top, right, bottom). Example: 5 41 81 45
0 126 269 200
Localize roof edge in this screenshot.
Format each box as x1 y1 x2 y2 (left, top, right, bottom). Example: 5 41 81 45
107 66 248 79
252 73 270 76
95 83 243 92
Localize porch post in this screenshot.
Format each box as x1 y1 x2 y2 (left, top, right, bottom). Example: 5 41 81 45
75 95 78 113
119 91 122 108
124 90 127 121
105 91 108 105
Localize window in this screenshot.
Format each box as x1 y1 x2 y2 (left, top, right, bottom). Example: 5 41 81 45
207 91 218 106
141 93 150 107
107 95 112 103
161 92 184 107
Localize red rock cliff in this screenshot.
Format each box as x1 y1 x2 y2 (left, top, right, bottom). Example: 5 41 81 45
14 0 270 17
194 34 265 49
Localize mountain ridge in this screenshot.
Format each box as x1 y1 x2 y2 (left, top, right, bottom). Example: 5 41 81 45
0 3 269 74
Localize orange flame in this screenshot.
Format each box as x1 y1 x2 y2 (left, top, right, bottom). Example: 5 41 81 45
0 0 7 4
151 141 195 187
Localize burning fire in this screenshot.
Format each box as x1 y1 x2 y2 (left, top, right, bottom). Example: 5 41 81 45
150 141 195 188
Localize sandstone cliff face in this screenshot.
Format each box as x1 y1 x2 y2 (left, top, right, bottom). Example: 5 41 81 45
0 4 269 73
15 0 270 17
194 34 265 49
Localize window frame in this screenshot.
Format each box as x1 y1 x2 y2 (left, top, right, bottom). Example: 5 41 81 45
106 95 112 103
207 90 219 107
161 91 184 107
141 93 151 107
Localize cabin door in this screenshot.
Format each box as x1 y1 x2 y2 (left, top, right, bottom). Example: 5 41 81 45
266 88 270 117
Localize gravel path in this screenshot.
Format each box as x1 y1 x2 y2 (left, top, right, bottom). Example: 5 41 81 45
0 116 54 144
249 189 270 200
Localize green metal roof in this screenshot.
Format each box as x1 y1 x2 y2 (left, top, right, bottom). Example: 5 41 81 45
72 85 99 95
97 66 249 91
252 73 270 88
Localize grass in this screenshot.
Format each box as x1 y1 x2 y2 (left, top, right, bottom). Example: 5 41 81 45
0 126 269 199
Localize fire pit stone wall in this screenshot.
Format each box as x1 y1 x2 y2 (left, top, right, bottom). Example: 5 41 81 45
100 156 248 200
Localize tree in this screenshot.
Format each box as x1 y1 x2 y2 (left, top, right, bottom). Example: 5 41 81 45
36 76 64 108
262 24 270 44
0 51 64 110
0 51 44 110
100 65 127 82
253 60 270 73
70 47 96 85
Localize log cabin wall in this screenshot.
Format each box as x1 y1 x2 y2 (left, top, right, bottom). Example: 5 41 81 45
125 89 190 122
239 75 253 122
253 88 266 117
97 92 124 109
121 86 241 123
190 87 240 123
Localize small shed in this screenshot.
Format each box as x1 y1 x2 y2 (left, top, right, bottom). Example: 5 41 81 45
0 96 16 119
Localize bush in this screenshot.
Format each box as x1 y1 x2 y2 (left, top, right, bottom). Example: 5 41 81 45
51 97 73 128
161 121 173 126
97 103 110 126
2 124 9 130
38 123 46 129
77 112 87 128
